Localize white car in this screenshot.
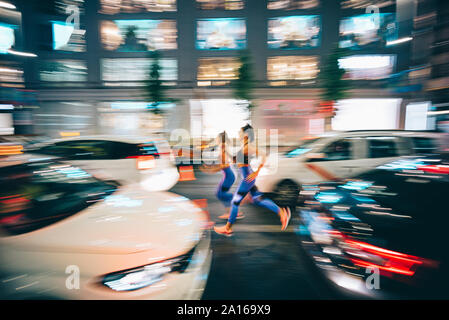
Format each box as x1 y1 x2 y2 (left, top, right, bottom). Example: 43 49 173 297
256 130 442 207
26 135 179 192
0 159 211 300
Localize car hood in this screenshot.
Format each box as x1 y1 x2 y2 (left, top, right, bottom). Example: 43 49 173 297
0 184 208 256
341 190 449 265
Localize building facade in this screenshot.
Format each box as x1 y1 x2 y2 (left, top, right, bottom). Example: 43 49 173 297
0 0 433 145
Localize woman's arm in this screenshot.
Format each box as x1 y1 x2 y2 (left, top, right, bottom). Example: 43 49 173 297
249 144 266 169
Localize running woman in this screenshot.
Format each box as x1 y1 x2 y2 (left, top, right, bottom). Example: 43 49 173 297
200 132 244 219
214 124 291 237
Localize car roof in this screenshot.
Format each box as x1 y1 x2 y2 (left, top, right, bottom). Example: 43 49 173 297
51 135 164 144
318 130 440 139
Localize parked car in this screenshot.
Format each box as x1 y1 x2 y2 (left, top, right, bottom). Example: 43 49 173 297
256 130 442 207
297 153 449 298
0 159 211 299
25 135 179 191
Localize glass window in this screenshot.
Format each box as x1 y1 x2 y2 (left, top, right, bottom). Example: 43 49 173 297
340 0 394 9
101 20 177 51
267 56 318 81
197 0 244 10
0 162 117 235
39 140 112 160
99 0 176 14
101 58 177 86
196 18 246 50
412 137 437 154
54 0 85 15
356 169 447 221
320 139 352 161
197 58 240 86
366 136 398 158
268 0 320 10
268 16 321 49
39 60 87 82
338 55 395 80
0 23 17 54
339 13 397 49
52 21 86 52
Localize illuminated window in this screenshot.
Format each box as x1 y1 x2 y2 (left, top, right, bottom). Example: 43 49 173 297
196 18 246 50
196 0 244 10
267 0 320 10
197 58 240 86
52 21 86 52
40 60 87 82
340 0 394 9
100 0 176 14
267 56 318 84
54 0 85 14
268 16 321 49
339 14 397 49
0 5 21 55
101 58 177 86
338 55 396 80
101 20 177 51
0 23 16 54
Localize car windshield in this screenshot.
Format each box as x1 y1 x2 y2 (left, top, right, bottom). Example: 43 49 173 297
343 155 449 220
284 138 321 157
0 160 118 235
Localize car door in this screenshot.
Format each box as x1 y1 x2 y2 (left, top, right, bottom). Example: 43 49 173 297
304 137 362 181
349 135 404 175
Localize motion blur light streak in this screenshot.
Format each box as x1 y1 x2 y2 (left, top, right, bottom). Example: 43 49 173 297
0 1 15 10
386 36 413 46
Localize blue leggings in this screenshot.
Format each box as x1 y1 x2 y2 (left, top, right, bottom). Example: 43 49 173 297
228 166 281 224
216 166 236 208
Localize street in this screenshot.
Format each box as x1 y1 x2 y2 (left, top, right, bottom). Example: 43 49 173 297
171 168 343 300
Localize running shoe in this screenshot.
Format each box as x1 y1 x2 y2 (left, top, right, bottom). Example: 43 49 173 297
218 212 245 220
214 225 234 237
280 207 291 231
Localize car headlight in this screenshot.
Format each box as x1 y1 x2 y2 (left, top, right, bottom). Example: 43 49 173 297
102 246 196 292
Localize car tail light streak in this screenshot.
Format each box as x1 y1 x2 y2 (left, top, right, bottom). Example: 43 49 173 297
128 155 156 170
342 239 439 277
417 165 449 175
317 222 439 278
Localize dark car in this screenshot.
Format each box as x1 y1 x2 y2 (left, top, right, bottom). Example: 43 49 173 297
297 153 449 299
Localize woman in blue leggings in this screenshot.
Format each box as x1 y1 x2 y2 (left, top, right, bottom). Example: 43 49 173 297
214 124 291 237
213 132 244 220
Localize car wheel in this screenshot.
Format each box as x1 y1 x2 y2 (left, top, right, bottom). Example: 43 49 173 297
273 180 300 209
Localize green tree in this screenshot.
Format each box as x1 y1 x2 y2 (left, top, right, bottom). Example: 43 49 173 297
232 50 255 111
319 46 350 130
144 51 166 115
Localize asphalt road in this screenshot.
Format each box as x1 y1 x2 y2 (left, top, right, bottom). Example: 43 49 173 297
170 168 346 300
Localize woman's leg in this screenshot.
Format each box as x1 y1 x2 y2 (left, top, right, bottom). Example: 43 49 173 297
216 166 235 207
250 185 291 231
249 186 280 214
228 178 252 225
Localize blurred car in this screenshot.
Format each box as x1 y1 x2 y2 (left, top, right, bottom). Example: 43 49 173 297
25 135 179 191
297 154 449 298
174 140 222 166
0 159 211 300
256 130 442 207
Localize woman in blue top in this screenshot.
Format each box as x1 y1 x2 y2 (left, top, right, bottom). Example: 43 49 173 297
214 124 291 237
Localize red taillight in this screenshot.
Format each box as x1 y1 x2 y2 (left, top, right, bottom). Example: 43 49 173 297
128 155 156 170
418 165 449 175
344 239 438 277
